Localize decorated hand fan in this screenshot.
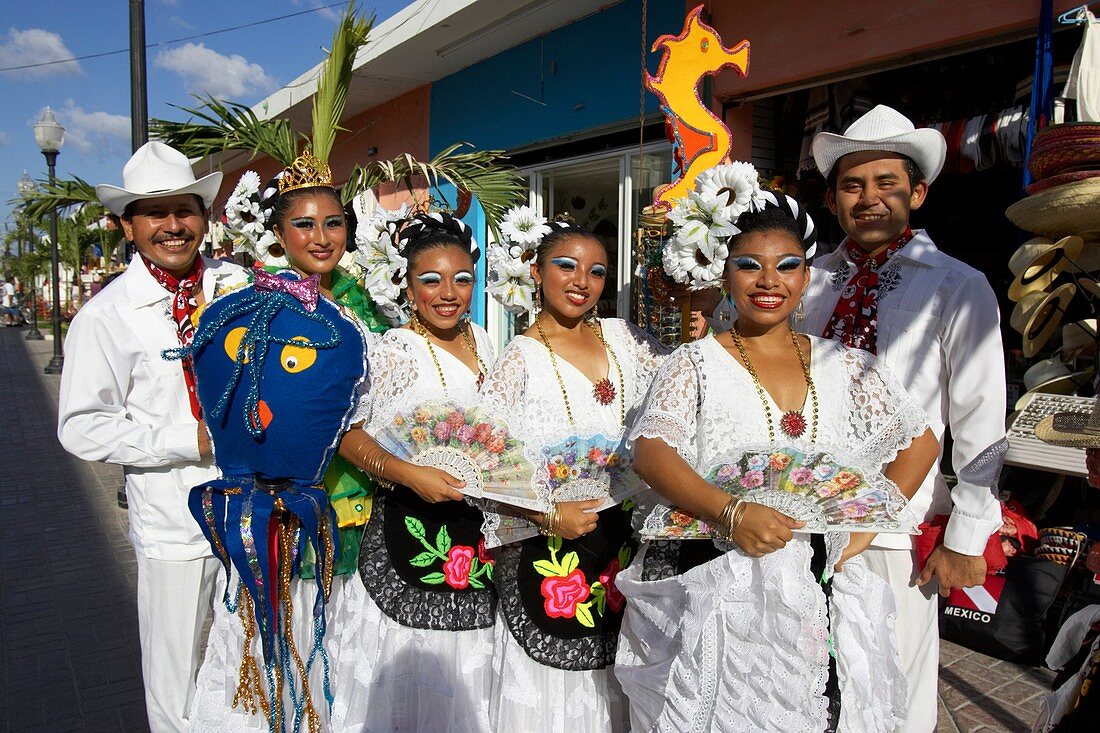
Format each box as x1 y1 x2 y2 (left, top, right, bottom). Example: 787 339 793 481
537 434 643 512
374 401 534 501
639 444 917 539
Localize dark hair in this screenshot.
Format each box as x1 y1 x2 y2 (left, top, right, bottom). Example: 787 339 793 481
728 192 817 256
826 153 923 190
121 193 206 221
534 220 604 266
263 184 359 252
399 212 479 270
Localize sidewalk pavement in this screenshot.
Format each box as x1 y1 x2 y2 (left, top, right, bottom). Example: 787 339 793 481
0 327 1056 732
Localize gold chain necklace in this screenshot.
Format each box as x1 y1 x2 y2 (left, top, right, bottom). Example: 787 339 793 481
412 312 486 392
729 323 818 442
534 315 625 427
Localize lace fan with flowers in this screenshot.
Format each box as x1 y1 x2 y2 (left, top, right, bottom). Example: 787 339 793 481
639 444 917 539
374 400 534 501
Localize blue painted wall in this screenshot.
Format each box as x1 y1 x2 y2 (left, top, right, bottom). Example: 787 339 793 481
433 180 488 326
428 0 684 155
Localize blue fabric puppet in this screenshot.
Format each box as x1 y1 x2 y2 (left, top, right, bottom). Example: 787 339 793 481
166 270 367 732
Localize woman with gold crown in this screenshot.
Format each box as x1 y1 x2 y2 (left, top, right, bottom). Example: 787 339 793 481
615 162 941 732
188 149 394 732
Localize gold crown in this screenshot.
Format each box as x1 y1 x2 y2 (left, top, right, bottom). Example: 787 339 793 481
277 152 334 194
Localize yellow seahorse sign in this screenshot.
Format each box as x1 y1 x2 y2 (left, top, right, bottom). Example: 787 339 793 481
646 5 749 210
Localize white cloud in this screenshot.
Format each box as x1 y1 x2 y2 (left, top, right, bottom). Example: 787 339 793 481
0 131 9 147
0 28 83 79
169 15 195 31
155 43 276 99
51 101 130 159
295 0 342 22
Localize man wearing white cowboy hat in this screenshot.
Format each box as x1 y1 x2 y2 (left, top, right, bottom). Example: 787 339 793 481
58 141 247 732
801 105 1007 732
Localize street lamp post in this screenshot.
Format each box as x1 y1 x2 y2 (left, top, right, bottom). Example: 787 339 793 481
17 171 44 341
34 107 65 374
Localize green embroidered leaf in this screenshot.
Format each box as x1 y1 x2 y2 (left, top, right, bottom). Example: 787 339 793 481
468 576 485 589
621 498 636 512
548 535 563 554
561 551 580 575
485 563 494 581
533 559 562 577
409 551 437 567
575 602 595 628
595 591 607 616
435 525 451 554
405 516 427 541
420 572 446 585
618 544 633 568
590 581 605 595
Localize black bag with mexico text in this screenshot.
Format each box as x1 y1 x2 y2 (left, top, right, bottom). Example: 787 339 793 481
939 555 1069 664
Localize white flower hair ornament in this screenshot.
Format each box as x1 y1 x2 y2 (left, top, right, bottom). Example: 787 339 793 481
663 162 816 290
224 171 287 267
352 205 410 324
486 206 581 315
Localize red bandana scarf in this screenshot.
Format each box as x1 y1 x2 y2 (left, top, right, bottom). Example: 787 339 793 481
141 253 205 419
821 227 912 354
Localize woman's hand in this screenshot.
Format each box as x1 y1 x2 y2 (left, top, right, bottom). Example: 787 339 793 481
393 463 465 503
729 503 804 557
834 532 877 571
551 499 602 540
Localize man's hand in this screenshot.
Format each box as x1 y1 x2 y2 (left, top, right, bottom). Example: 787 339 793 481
916 545 986 596
834 532 877 572
197 420 212 458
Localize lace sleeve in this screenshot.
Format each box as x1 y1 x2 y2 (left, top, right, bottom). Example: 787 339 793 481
621 320 671 385
840 345 929 468
479 342 528 426
348 317 379 426
626 344 700 462
360 335 419 433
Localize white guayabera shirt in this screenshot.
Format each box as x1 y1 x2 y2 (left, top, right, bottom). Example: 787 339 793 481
801 229 1006 554
57 255 249 560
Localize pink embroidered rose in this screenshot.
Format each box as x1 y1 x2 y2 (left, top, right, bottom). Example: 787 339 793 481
599 558 625 613
446 410 466 430
442 545 475 589
477 537 494 566
433 421 453 442
739 470 764 489
541 569 591 619
456 424 476 446
789 467 815 486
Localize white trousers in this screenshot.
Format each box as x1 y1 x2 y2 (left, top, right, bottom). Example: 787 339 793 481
135 553 219 733
864 547 940 733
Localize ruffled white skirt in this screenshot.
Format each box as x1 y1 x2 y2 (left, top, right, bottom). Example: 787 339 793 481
326 573 495 733
615 536 907 733
190 571 340 733
489 609 628 733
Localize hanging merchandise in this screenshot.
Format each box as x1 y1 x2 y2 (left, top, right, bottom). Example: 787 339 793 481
1024 0 1057 190
1057 7 1100 123
1009 282 1076 357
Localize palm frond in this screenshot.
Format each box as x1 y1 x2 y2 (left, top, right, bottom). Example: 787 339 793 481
16 176 102 221
343 143 525 237
312 3 372 164
151 96 302 167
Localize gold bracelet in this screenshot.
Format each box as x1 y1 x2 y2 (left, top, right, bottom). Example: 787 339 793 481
728 500 749 540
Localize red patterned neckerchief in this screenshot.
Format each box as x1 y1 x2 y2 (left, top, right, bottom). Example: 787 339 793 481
821 227 913 354
141 253 205 419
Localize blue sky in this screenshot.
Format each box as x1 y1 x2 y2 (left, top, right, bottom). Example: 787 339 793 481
0 0 412 229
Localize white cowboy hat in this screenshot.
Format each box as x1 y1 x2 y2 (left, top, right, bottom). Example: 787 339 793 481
96 141 222 217
1007 235 1084 301
1010 282 1076 357
812 104 947 184
1022 357 1093 394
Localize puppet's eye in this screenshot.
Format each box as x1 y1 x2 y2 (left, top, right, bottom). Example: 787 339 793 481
280 336 316 373
223 327 251 363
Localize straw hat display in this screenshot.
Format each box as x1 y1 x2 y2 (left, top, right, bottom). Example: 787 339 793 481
1006 124 1100 238
1035 396 1100 448
1062 319 1097 357
1010 283 1076 357
1007 235 1084 301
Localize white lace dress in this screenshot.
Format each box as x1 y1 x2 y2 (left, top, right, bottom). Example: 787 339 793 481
617 334 927 733
479 318 666 733
327 324 498 733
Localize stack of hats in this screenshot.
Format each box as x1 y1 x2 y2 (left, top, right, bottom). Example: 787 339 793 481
1007 235 1083 357
1006 123 1100 238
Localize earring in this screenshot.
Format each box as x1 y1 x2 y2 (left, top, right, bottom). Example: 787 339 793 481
717 291 733 323
794 300 805 322
534 283 542 313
